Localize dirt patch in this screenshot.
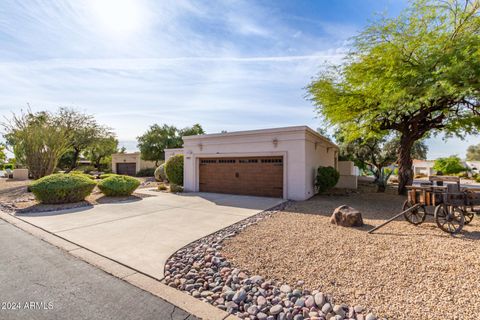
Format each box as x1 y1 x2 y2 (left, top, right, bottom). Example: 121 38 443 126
222 193 480 320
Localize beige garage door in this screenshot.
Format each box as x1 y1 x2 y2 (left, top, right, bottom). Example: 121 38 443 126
199 157 283 198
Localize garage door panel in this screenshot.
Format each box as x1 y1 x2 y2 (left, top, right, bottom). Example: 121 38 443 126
199 157 283 198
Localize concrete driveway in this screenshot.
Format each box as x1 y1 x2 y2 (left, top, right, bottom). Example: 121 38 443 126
17 191 283 279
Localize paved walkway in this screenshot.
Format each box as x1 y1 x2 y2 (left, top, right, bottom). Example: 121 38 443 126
17 192 283 279
0 220 197 320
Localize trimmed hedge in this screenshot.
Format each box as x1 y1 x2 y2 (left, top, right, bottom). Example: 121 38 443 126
97 175 140 196
315 166 340 193
30 173 96 204
99 173 118 179
165 155 183 186
70 170 96 180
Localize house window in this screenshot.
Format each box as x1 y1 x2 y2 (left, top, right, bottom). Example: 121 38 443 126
261 158 283 164
239 159 258 163
218 159 236 164
200 159 217 164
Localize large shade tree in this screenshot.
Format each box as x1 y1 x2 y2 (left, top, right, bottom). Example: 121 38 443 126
466 143 480 160
308 0 480 194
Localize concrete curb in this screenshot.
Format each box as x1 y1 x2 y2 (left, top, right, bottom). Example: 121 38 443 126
0 211 238 320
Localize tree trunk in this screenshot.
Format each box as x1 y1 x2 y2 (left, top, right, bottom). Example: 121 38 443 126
66 148 80 173
397 134 415 195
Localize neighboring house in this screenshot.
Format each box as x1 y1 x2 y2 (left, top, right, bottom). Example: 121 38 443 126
412 159 435 176
178 126 353 201
466 161 480 174
111 152 156 175
164 148 183 162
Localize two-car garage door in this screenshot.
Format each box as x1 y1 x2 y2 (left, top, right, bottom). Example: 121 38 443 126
199 157 283 198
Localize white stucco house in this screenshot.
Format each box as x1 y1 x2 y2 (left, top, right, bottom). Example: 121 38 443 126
165 126 356 201
412 159 435 176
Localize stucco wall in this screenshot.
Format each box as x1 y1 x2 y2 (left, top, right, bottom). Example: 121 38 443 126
304 132 338 198
164 148 184 162
182 126 338 201
335 161 358 189
111 153 156 173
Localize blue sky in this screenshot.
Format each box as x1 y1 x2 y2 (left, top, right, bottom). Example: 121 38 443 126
0 0 478 158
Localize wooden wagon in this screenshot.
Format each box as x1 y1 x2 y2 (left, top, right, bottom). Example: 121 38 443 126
370 176 480 234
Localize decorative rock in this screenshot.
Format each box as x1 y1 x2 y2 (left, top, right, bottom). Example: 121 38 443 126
330 205 364 227
322 303 332 314
305 295 315 308
280 284 292 293
247 305 259 315
293 314 304 320
233 289 247 303
200 290 213 297
270 304 283 315
257 312 268 320
366 313 377 320
257 296 267 306
295 298 305 308
354 306 364 313
333 305 345 318
314 292 326 308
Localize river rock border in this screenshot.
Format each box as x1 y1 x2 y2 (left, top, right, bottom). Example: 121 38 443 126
164 202 380 320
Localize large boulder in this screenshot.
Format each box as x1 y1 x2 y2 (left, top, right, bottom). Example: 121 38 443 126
330 205 364 227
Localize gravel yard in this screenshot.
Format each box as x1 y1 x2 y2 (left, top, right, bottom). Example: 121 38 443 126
222 193 480 320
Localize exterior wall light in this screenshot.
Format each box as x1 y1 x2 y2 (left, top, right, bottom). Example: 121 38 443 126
273 138 278 148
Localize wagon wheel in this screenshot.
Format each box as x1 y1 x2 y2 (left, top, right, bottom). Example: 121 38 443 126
402 200 426 225
463 209 474 225
434 205 465 234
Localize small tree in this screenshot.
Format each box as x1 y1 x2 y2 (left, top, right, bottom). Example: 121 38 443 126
308 0 480 194
2 110 71 179
58 108 112 172
84 136 119 170
433 156 466 174
466 143 480 161
0 143 6 164
137 124 204 166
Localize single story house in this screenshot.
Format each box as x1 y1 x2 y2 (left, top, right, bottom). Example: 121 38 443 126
173 126 355 201
466 161 480 174
111 152 156 175
412 159 435 176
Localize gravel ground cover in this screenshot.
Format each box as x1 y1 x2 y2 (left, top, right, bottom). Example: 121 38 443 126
222 193 480 320
164 202 379 320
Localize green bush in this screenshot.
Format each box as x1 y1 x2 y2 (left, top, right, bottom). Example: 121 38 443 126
97 175 140 196
165 155 184 186
77 165 97 174
433 156 466 174
476 175 480 183
70 170 96 180
136 168 156 177
170 183 183 193
99 173 118 179
315 166 340 193
154 164 167 181
3 163 14 170
157 182 167 191
30 173 96 204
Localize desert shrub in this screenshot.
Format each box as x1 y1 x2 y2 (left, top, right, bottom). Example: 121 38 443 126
136 168 156 177
476 175 480 183
3 163 14 170
154 164 167 181
170 183 183 193
315 166 340 193
165 155 183 186
157 182 167 191
70 170 95 180
97 175 140 196
30 173 96 204
99 173 118 179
